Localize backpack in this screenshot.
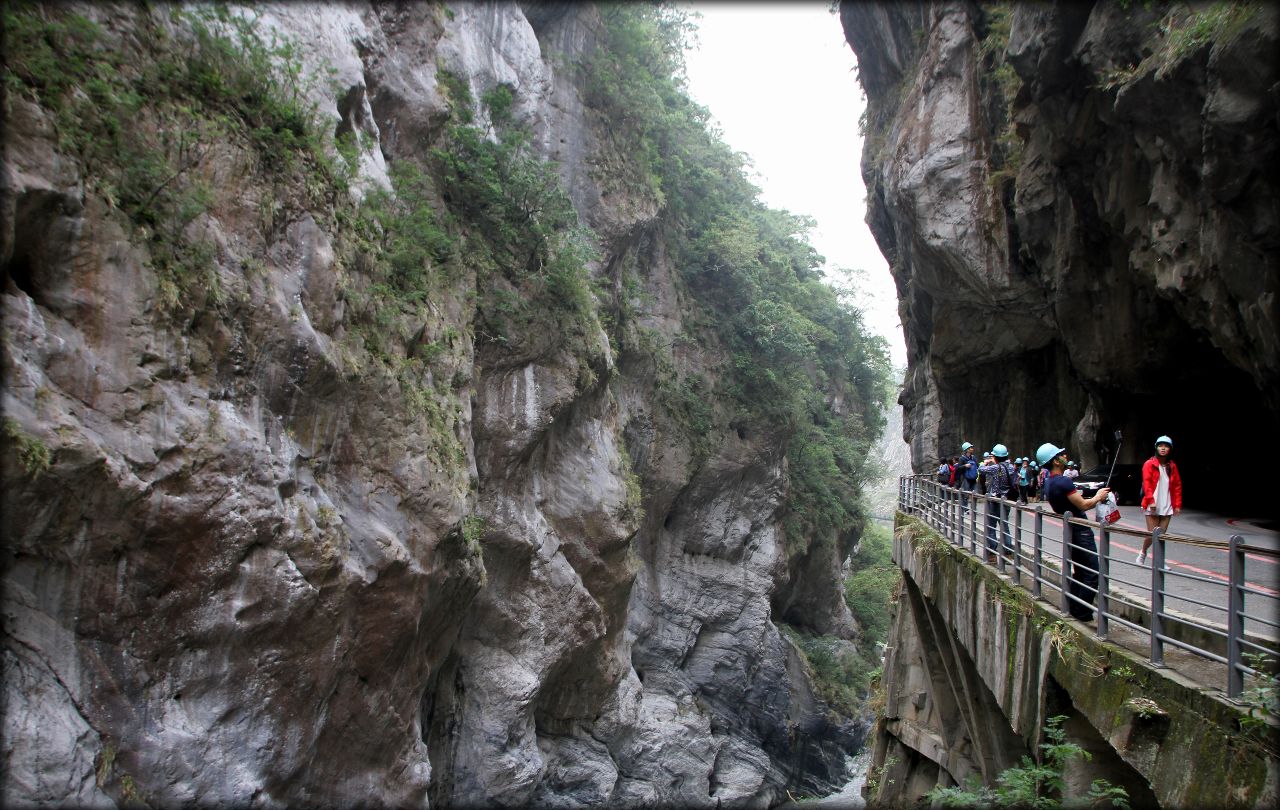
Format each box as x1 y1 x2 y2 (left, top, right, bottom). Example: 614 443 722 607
998 460 1016 497
937 463 952 484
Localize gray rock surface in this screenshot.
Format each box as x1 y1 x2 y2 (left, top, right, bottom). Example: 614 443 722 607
2 3 869 806
842 1 1278 498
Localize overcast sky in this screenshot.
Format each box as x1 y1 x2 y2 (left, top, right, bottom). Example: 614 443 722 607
680 2 905 368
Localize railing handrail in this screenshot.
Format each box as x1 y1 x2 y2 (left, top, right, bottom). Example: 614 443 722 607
895 473 1278 700
903 473 1278 555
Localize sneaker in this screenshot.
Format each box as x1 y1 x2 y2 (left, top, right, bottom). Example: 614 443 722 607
1134 553 1146 566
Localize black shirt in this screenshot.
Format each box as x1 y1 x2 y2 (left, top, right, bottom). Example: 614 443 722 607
1043 473 1080 517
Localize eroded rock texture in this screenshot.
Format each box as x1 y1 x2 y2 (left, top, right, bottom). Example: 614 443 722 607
2 3 869 806
843 1 1278 505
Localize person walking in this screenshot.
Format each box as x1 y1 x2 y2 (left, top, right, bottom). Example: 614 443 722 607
937 457 953 485
958 442 978 493
1136 435 1183 565
979 444 1017 559
958 442 979 514
1017 457 1031 504
936 456 954 512
1037 442 1111 623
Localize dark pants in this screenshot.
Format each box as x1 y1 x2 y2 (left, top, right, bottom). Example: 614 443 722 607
1067 522 1099 621
986 499 1011 552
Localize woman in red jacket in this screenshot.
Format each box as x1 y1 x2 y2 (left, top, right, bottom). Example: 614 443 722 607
1136 435 1182 565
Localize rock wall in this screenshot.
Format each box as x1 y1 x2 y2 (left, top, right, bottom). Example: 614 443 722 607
842 1 1279 508
1 3 875 806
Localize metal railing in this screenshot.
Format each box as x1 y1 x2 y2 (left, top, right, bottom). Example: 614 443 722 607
898 475 1279 700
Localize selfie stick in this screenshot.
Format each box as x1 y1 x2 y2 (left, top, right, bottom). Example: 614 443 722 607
1104 429 1122 488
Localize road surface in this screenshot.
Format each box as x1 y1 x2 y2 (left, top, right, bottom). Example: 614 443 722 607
1030 505 1279 637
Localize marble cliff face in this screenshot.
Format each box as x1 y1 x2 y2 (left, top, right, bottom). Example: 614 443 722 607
2 3 880 806
843 1 1278 505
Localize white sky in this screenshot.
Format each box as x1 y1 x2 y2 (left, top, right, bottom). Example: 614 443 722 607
680 2 906 368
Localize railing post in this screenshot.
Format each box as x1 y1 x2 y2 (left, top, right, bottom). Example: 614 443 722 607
944 486 951 541
998 500 1009 573
951 488 960 546
984 496 994 563
1096 521 1110 639
1150 527 1166 667
1061 514 1073 616
1227 533 1246 699
1011 506 1022 584
1032 510 1043 598
944 486 951 539
970 494 980 556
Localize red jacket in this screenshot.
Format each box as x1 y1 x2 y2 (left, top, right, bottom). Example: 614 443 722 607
1140 457 1182 512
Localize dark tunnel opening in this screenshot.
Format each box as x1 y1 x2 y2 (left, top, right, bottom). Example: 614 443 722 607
1093 341 1272 522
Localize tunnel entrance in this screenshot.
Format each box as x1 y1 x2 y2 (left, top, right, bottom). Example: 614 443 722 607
1092 331 1272 520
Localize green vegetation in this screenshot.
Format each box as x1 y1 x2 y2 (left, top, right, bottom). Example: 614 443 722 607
779 623 864 718
779 523 899 719
1100 1 1260 89
615 444 645 524
2 4 347 312
461 516 486 555
1239 652 1279 750
431 73 600 359
3 419 52 477
926 715 1131 809
2 0 609 487
7 2 889 567
977 2 1024 189
586 4 892 558
865 753 899 797
844 522 900 646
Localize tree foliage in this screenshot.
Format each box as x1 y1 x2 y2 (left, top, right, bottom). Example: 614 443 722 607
926 716 1130 809
587 4 892 555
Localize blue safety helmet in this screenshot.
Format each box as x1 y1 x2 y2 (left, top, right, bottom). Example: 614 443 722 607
961 441 974 451
1155 435 1172 447
1035 442 1066 466
992 444 1009 458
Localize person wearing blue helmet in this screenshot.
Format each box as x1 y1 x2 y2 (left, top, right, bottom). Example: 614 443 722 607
1136 435 1183 565
1016 457 1031 504
1037 442 1111 623
979 444 1017 558
958 442 979 493
957 441 979 514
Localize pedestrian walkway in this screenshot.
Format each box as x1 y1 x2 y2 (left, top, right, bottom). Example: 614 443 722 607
899 476 1280 702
